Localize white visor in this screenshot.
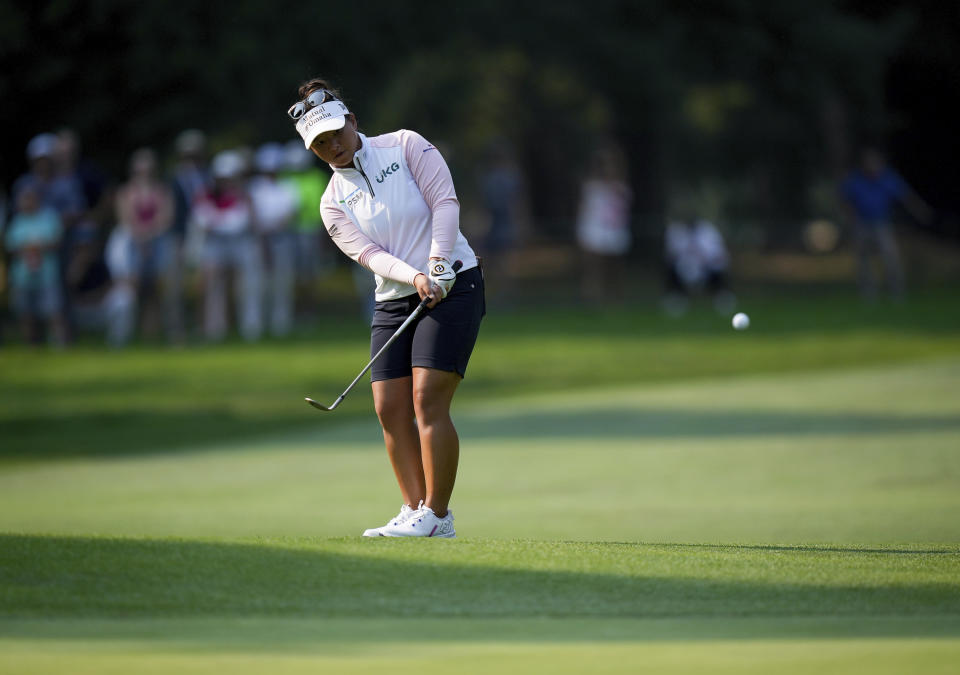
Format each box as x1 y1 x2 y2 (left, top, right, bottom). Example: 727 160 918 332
296 100 350 149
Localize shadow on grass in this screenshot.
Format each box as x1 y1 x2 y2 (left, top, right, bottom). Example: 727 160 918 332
330 407 960 444
462 408 960 440
0 409 369 462
1 535 957 638
4 404 959 463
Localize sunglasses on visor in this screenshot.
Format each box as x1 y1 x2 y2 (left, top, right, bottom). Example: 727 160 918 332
288 90 337 120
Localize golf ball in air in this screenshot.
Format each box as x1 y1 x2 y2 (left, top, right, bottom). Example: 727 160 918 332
732 312 750 330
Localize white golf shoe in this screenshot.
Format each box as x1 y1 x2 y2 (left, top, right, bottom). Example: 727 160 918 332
378 503 455 538
362 504 416 537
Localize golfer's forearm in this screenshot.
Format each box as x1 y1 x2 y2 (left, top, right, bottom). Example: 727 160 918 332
427 199 459 261
322 211 420 285
402 130 460 261
358 244 421 286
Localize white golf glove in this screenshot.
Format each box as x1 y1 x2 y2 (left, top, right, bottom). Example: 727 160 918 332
428 258 457 298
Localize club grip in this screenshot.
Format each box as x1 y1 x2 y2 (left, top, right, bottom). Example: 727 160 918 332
452 260 463 272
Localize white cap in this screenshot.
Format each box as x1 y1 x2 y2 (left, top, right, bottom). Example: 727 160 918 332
255 142 285 173
295 100 350 149
211 150 245 179
27 133 57 160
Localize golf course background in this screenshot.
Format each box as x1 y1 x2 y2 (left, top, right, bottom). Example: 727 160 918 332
2 287 959 673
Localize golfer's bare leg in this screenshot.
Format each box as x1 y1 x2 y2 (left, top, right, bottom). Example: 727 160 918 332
412 367 461 518
372 376 425 507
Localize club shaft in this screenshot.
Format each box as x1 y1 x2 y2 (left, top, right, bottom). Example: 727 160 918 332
307 260 462 412
332 299 428 404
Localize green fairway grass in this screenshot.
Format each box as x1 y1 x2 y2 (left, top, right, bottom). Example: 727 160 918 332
3 619 958 675
1 291 959 673
2 289 959 462
2 536 959 674
2 359 958 543
1 536 959 673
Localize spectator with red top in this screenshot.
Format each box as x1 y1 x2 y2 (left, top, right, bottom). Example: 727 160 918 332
104 148 182 346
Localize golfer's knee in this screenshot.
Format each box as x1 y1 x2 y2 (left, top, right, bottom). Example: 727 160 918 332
375 397 413 429
412 388 448 425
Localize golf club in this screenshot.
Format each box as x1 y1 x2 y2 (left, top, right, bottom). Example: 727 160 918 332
305 260 462 412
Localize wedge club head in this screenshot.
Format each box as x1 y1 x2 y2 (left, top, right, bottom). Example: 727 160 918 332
304 260 463 414
305 396 342 411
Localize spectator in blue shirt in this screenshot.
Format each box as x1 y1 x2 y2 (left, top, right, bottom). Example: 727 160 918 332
840 147 931 300
4 184 67 346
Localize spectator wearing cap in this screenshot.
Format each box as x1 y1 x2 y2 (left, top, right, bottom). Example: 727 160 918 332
13 133 95 341
13 134 88 227
249 143 299 337
4 184 67 346
12 134 58 208
193 150 262 341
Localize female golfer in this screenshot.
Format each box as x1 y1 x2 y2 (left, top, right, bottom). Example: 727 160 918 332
290 78 484 538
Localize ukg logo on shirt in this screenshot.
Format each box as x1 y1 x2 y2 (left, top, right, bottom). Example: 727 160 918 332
376 162 401 184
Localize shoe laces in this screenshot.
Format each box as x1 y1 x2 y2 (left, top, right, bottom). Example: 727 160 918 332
390 502 419 526
409 500 434 526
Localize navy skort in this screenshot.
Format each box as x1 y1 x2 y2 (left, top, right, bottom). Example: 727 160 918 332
370 266 485 381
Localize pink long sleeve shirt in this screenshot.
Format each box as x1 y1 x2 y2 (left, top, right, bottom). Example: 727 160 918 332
319 130 478 301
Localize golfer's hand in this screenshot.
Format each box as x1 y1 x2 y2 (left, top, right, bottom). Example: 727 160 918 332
414 273 442 309
428 258 457 298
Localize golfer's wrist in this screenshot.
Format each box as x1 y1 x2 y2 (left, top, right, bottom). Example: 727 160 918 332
413 272 431 293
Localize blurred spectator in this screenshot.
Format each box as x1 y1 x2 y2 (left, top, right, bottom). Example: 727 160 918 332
14 133 89 228
104 148 183 347
479 143 525 302
12 135 58 207
249 143 299 337
170 129 210 268
282 140 330 315
575 145 632 302
13 133 106 340
663 213 735 316
0 186 5 346
55 128 108 223
4 184 66 346
193 150 262 342
840 147 932 301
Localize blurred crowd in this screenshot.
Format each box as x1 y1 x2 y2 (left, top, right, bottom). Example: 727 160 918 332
8 126 924 348
2 129 333 347
1 129 741 348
